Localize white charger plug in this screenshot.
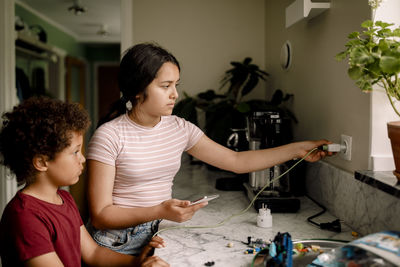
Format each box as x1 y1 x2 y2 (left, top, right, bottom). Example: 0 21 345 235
319 143 347 153
257 204 272 228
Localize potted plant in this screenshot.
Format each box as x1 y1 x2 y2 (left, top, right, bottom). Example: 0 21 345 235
335 0 400 179
173 57 297 150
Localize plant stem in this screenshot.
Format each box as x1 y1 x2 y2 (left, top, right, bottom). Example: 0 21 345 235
382 78 400 117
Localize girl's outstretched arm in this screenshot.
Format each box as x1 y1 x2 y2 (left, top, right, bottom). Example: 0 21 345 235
187 135 331 174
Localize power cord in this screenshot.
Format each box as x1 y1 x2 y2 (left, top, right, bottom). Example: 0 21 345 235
306 194 341 233
153 147 319 237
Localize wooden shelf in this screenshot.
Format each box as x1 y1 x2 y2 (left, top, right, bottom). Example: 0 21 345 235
15 31 57 61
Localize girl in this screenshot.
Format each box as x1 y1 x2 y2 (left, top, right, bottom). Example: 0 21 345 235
86 43 331 255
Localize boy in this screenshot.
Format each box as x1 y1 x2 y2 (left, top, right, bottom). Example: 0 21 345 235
0 97 169 267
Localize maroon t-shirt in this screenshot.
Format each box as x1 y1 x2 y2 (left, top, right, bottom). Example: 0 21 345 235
0 189 83 267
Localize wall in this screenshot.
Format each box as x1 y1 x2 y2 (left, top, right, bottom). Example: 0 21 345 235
129 0 267 102
15 3 86 58
264 0 400 235
265 0 371 172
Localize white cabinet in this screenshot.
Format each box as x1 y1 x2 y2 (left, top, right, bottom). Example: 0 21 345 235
286 0 331 28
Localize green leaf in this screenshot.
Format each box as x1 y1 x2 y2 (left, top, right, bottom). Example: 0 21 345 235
335 51 348 61
241 74 258 97
348 31 359 39
198 89 224 101
346 39 363 47
243 57 252 65
236 102 250 113
393 28 400 37
380 52 400 74
350 46 374 65
378 39 390 52
356 79 373 91
172 97 198 125
375 21 394 28
361 20 373 28
365 60 382 78
377 28 392 38
348 66 363 80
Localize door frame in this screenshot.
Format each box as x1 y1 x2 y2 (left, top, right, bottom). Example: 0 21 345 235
0 0 18 215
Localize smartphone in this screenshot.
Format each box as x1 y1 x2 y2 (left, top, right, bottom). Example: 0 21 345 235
189 194 219 206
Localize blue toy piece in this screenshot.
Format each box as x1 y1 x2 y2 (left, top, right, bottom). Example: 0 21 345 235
265 232 293 267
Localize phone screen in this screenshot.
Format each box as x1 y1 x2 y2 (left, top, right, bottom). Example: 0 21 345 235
190 194 219 205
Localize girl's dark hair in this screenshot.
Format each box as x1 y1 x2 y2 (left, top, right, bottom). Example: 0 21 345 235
97 42 180 127
0 97 90 185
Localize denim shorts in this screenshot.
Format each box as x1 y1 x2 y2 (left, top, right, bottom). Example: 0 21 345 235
87 220 161 256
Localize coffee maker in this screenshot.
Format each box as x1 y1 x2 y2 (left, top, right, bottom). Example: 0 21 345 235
243 111 302 213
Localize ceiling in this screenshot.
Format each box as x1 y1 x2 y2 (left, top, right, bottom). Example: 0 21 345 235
16 0 120 44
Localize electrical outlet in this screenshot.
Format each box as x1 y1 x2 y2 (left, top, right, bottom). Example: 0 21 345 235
340 134 352 161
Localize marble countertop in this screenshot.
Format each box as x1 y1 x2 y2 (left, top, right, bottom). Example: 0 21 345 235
355 170 400 198
155 156 355 267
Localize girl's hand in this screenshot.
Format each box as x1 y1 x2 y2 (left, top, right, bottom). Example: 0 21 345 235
297 140 334 162
159 198 207 222
136 236 169 266
140 256 169 267
147 236 166 249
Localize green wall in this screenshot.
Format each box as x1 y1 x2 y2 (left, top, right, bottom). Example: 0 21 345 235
15 4 121 60
15 4 85 57
15 4 86 58
85 44 121 61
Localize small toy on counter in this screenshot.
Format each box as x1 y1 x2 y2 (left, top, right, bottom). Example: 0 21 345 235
293 242 324 255
245 247 262 254
264 232 293 267
352 231 359 238
243 236 270 255
244 236 270 248
204 261 215 266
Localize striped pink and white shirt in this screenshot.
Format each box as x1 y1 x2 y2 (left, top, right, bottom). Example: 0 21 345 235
87 114 203 208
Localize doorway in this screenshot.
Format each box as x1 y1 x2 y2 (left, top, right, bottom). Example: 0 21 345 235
96 64 120 126
66 56 86 106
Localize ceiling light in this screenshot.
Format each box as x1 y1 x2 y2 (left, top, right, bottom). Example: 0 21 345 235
68 0 87 15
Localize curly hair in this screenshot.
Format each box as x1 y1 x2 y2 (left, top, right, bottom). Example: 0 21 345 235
0 97 91 185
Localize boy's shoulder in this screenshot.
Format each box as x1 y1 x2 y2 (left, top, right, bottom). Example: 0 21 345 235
0 191 44 231
1 189 81 235
3 189 75 216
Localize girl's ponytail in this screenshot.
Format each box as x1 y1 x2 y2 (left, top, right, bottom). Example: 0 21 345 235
96 96 128 128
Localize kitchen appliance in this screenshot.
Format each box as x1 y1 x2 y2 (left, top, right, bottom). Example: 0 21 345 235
243 111 302 213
